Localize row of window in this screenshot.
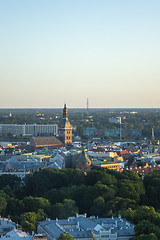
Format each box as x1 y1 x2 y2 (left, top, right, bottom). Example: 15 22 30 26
67 131 71 134
106 165 119 169
66 136 71 140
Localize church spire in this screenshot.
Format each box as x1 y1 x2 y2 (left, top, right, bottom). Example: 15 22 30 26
63 103 68 120
59 104 72 145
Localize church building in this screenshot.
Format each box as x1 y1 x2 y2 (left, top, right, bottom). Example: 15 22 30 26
59 104 72 145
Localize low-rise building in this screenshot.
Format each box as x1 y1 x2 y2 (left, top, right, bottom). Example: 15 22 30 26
92 161 124 171
1 228 32 239
1 229 47 240
0 217 15 236
87 149 124 162
38 214 134 240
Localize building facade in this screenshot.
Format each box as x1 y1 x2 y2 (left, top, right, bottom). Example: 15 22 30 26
0 124 58 137
25 124 58 136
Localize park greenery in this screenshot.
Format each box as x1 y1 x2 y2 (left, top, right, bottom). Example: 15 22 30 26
0 168 160 239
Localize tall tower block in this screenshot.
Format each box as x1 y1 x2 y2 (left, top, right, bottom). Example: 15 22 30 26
59 104 72 145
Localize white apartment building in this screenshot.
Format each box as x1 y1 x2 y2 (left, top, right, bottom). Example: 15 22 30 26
25 124 58 136
0 124 58 137
0 124 25 136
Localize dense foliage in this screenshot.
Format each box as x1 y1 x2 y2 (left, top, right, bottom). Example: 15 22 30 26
0 168 160 239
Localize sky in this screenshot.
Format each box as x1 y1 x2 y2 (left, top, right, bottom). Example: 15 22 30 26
0 0 160 108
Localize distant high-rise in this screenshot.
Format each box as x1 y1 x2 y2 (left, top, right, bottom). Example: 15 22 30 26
59 104 72 145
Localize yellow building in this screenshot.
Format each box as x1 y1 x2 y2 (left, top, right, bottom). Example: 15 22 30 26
92 160 122 171
59 104 72 145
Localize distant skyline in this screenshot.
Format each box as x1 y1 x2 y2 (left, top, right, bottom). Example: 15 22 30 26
0 0 160 108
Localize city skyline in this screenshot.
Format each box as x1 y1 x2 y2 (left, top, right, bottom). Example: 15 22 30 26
0 0 160 108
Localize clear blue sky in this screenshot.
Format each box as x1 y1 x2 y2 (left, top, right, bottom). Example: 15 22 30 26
0 0 160 108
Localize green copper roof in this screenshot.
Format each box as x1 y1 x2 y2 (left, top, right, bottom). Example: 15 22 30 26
76 149 91 162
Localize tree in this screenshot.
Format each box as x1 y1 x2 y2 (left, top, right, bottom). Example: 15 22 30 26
0 197 7 214
133 206 160 225
107 197 137 216
143 174 160 209
85 169 116 186
68 185 89 213
50 199 78 219
0 190 10 201
23 196 50 212
6 198 24 216
120 170 140 181
57 233 74 240
36 209 46 222
117 179 143 203
90 196 105 217
21 212 37 233
121 208 135 221
134 220 160 238
86 183 116 202
2 186 15 198
130 233 158 240
50 202 64 219
122 206 160 226
0 175 21 190
63 199 78 217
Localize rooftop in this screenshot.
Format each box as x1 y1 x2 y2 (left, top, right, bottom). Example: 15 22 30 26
31 137 64 148
38 214 134 239
76 149 91 163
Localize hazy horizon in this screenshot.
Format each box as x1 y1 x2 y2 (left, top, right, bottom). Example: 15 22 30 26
0 107 160 110
1 0 160 108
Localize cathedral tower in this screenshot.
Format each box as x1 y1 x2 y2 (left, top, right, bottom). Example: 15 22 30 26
59 104 72 145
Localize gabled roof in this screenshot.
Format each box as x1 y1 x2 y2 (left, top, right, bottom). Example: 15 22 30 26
1 229 32 239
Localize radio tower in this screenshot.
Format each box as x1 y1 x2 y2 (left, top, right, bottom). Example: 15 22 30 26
119 117 122 141
87 98 89 117
152 127 155 142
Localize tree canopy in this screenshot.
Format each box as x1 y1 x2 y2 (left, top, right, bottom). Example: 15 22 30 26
0 167 160 238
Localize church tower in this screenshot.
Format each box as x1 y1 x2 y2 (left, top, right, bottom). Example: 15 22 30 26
59 104 72 145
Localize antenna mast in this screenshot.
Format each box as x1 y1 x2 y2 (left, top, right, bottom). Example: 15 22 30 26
152 127 155 142
87 98 89 117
